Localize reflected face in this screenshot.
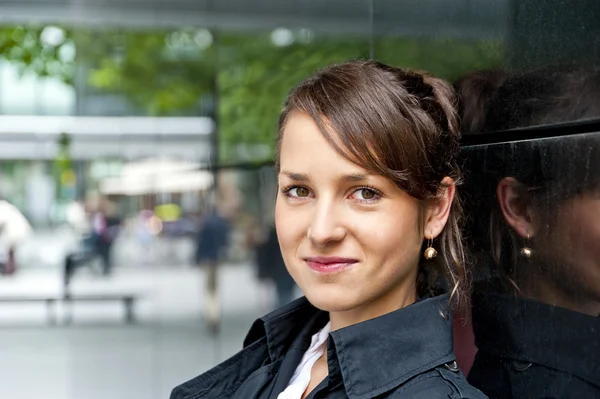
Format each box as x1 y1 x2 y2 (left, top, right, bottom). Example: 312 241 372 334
538 188 600 305
275 113 424 314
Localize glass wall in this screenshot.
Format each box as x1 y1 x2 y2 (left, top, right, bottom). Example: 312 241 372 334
373 1 600 397
0 0 598 398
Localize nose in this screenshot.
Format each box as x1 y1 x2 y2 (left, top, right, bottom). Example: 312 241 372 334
307 200 346 246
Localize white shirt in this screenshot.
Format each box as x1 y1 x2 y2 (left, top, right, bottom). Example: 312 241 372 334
277 321 331 399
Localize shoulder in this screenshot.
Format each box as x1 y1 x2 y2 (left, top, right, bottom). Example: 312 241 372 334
389 367 488 399
470 355 599 398
170 335 270 399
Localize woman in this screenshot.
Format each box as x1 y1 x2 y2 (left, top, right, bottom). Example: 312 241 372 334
171 60 486 399
457 65 600 398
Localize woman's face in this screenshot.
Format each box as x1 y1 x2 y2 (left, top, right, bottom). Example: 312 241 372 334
275 113 447 320
536 188 600 311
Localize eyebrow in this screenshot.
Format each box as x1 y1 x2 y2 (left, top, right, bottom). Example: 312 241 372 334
280 171 309 181
280 171 372 183
341 173 370 183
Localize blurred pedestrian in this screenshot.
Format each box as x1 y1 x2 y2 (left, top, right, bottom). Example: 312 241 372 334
0 200 33 275
92 198 121 276
265 226 296 308
251 224 296 309
154 201 182 263
194 203 232 334
135 208 157 265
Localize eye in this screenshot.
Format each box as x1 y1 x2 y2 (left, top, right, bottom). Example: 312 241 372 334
283 186 312 198
350 187 381 202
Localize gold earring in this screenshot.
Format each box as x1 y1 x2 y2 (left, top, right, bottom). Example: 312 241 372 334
424 237 438 260
520 233 532 260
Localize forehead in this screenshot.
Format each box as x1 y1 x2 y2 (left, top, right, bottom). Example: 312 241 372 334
279 113 368 175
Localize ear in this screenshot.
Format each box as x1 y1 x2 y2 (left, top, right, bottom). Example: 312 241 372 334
496 177 536 238
424 177 455 239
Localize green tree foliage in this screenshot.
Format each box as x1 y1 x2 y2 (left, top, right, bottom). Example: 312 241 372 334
374 36 503 82
0 25 503 164
0 25 75 83
77 29 215 116
217 32 370 162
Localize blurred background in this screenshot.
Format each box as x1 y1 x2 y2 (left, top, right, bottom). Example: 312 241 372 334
0 1 597 398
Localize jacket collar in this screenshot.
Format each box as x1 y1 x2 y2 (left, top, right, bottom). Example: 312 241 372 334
327 294 455 398
243 296 326 361
244 294 456 399
472 292 600 388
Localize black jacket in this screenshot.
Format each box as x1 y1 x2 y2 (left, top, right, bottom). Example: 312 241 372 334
171 294 487 398
468 292 600 398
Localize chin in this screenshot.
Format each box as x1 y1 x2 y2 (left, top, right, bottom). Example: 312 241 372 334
303 287 362 313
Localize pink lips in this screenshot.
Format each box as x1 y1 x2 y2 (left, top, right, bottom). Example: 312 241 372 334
304 256 358 274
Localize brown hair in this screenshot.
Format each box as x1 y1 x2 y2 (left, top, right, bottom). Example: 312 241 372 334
454 69 507 134
276 60 467 307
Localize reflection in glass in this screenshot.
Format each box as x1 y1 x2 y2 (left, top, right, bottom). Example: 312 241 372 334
458 65 600 398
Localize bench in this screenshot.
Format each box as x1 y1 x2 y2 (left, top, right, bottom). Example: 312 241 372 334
60 252 139 324
0 296 60 324
62 293 138 324
0 294 139 325
0 247 141 325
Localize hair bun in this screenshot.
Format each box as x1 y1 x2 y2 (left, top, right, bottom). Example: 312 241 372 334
454 70 507 134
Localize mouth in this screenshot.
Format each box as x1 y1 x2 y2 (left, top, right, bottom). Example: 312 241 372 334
303 256 358 274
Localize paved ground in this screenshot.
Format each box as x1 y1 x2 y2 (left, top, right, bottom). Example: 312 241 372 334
0 265 291 399
0 229 299 399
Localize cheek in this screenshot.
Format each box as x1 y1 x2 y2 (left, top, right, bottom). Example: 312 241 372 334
274 198 304 251
274 199 287 244
542 203 600 295
545 201 600 260
355 204 422 262
564 212 600 255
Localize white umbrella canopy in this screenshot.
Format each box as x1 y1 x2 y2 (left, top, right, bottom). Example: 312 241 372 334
119 158 201 178
99 158 213 196
153 171 213 193
99 175 152 196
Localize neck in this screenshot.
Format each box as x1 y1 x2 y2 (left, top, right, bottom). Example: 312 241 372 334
328 279 417 331
519 272 600 316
